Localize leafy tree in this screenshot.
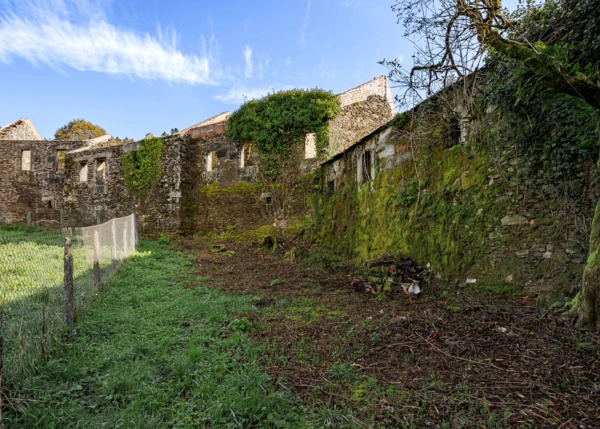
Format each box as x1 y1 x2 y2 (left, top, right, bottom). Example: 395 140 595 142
54 119 107 140
383 0 600 109
226 89 340 225
227 89 340 176
383 0 600 328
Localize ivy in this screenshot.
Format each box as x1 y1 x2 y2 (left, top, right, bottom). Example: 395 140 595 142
122 137 163 205
481 59 599 193
226 89 340 177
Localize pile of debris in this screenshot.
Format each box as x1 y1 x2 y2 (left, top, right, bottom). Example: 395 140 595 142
351 254 430 296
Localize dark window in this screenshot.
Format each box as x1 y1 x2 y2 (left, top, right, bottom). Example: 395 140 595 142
327 180 335 196
447 117 461 147
361 151 372 183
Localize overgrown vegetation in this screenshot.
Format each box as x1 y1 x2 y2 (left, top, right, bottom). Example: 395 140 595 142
6 239 305 428
0 224 109 384
122 137 164 208
226 89 340 177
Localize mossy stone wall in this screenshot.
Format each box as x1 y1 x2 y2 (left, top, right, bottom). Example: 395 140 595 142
315 114 598 298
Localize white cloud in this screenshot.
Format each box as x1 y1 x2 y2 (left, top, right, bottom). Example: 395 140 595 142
286 56 291 66
0 1 217 84
214 86 273 105
215 84 294 105
300 0 311 44
243 45 253 78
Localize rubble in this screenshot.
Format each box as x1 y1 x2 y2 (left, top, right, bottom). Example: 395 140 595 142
352 254 430 296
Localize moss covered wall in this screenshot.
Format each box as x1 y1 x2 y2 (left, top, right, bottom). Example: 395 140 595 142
316 110 598 298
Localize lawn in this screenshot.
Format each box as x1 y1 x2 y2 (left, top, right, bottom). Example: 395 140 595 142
5 238 307 428
0 224 110 383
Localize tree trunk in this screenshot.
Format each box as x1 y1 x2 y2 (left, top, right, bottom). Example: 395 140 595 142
577 201 600 330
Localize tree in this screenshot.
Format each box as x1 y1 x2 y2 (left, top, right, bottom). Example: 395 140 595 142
54 119 107 140
383 0 600 110
227 89 340 225
382 0 600 328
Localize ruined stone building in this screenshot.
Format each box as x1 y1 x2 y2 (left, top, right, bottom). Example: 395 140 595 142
1 73 596 300
0 76 395 234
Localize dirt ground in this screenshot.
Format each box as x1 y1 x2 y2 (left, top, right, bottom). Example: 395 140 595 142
180 235 600 428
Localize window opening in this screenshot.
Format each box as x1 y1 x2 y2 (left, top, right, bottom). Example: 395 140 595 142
447 117 461 147
21 150 31 171
57 150 65 170
96 159 106 183
327 180 335 196
79 162 88 182
206 151 218 171
361 151 372 183
304 133 317 159
240 144 254 168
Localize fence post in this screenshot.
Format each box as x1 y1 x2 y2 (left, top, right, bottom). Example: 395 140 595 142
26 211 31 227
111 219 117 270
93 231 102 292
64 237 74 327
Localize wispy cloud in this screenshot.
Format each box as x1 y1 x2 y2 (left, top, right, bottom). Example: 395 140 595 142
243 45 253 78
215 84 294 105
214 86 273 105
0 0 217 84
300 0 311 44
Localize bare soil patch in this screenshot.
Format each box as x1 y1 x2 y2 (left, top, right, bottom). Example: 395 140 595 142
180 236 600 428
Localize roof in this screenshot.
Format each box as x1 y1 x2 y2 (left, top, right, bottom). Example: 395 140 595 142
0 118 43 140
179 112 231 138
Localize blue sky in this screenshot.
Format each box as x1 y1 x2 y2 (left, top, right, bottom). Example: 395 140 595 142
0 0 522 140
0 0 412 140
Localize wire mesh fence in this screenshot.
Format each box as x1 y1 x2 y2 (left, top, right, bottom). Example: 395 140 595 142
0 214 137 391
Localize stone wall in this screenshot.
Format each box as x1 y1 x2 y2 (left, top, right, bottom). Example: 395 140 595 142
62 138 183 234
63 142 134 228
316 108 598 300
337 76 395 111
179 134 269 234
327 94 396 158
0 140 87 227
0 119 42 140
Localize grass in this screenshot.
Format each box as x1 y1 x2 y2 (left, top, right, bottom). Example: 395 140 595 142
6 239 307 428
1 224 113 383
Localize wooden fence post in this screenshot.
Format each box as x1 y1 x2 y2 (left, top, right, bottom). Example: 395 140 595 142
93 231 102 291
64 237 74 327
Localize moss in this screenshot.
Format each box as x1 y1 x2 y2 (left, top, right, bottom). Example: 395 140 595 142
200 182 257 197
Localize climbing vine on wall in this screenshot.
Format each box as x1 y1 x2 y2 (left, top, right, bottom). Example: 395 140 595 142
122 137 163 206
226 89 340 177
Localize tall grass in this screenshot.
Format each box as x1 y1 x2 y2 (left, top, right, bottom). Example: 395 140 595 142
0 224 112 384
6 239 307 428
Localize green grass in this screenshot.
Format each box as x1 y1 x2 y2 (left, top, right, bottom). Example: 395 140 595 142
6 239 307 428
1 224 119 382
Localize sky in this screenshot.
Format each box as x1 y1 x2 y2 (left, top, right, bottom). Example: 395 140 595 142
0 0 414 140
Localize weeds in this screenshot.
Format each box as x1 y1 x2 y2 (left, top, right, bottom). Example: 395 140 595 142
6 239 304 428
